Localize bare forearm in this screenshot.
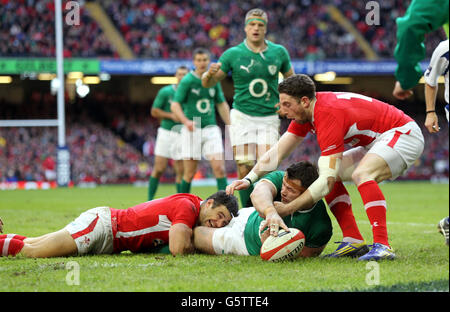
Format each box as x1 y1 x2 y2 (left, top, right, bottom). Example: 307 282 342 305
425 84 438 111
216 102 231 125
170 102 190 125
151 108 177 121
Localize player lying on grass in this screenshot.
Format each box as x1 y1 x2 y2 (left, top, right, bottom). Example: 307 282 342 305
0 191 238 258
228 74 425 261
193 161 333 258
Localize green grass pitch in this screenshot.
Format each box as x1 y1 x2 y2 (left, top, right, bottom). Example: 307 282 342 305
0 182 448 292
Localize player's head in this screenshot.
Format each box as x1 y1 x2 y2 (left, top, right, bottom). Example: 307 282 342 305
244 8 268 43
281 161 319 204
277 74 316 123
192 48 211 73
199 190 239 228
175 66 189 83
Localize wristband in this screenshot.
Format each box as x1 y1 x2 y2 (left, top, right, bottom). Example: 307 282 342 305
426 110 436 114
244 171 259 184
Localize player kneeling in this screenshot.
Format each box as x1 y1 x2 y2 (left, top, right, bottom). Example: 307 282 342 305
0 191 238 258
193 161 332 258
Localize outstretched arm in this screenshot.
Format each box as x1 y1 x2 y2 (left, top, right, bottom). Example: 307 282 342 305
251 180 289 235
169 223 194 256
226 132 304 195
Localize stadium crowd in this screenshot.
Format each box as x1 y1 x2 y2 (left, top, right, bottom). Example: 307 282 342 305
0 0 446 59
0 94 448 185
0 0 114 57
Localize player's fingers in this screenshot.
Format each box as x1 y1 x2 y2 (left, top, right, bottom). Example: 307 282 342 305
269 223 279 236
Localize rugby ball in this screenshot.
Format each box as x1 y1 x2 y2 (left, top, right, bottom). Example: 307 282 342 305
260 228 305 262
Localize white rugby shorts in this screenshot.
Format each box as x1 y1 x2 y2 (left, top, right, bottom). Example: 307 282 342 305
211 207 256 255
340 121 424 180
64 206 114 255
154 127 183 160
180 124 224 160
229 109 280 147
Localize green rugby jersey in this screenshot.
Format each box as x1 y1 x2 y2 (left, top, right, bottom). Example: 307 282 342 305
152 84 182 133
173 71 226 128
219 40 292 116
244 171 333 255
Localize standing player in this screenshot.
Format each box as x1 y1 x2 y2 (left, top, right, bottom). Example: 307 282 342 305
171 48 231 194
0 191 238 258
148 66 189 200
392 0 448 100
423 39 449 246
228 74 425 261
202 8 294 207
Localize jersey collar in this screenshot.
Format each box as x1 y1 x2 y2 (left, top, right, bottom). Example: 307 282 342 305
244 39 269 55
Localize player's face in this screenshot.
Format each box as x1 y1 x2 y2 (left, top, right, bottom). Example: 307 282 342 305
199 200 232 228
278 93 309 123
193 53 210 74
244 17 267 43
175 68 188 83
280 174 306 204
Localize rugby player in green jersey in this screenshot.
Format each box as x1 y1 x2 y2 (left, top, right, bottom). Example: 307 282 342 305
202 8 295 207
193 161 332 258
171 48 231 194
148 66 188 200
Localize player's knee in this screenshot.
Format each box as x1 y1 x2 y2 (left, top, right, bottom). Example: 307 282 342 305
351 168 373 186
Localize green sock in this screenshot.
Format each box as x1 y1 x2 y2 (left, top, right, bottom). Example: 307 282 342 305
175 182 181 193
216 177 228 191
148 176 159 200
180 179 191 193
238 184 254 208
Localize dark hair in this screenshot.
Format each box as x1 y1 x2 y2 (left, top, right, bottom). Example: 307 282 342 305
192 47 210 59
278 74 316 100
176 65 189 72
206 190 239 217
286 161 319 189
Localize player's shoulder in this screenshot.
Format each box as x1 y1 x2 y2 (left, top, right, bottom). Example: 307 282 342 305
266 40 288 51
434 39 449 56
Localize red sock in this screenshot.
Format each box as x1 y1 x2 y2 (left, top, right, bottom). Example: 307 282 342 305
325 181 364 242
357 180 390 247
0 238 24 257
0 234 27 241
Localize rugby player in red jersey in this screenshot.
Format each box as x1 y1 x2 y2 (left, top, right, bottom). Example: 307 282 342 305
0 191 238 258
227 74 424 261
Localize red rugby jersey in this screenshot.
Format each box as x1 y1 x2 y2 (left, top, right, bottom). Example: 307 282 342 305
110 193 202 253
287 92 413 156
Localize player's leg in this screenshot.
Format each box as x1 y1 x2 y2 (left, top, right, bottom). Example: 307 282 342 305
180 159 198 193
207 156 227 191
203 125 227 191
323 147 369 258
193 226 217 254
19 229 77 258
173 159 184 193
148 155 168 200
299 245 327 258
234 144 257 207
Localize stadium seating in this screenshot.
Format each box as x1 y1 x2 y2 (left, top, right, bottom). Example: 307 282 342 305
1 0 445 59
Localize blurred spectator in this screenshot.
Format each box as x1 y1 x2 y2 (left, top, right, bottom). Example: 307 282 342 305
1 0 445 59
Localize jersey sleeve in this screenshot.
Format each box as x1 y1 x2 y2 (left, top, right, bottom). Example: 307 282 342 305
424 41 449 87
257 171 284 194
287 120 312 137
152 87 168 109
315 112 345 156
173 77 190 105
170 198 199 229
279 45 292 74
